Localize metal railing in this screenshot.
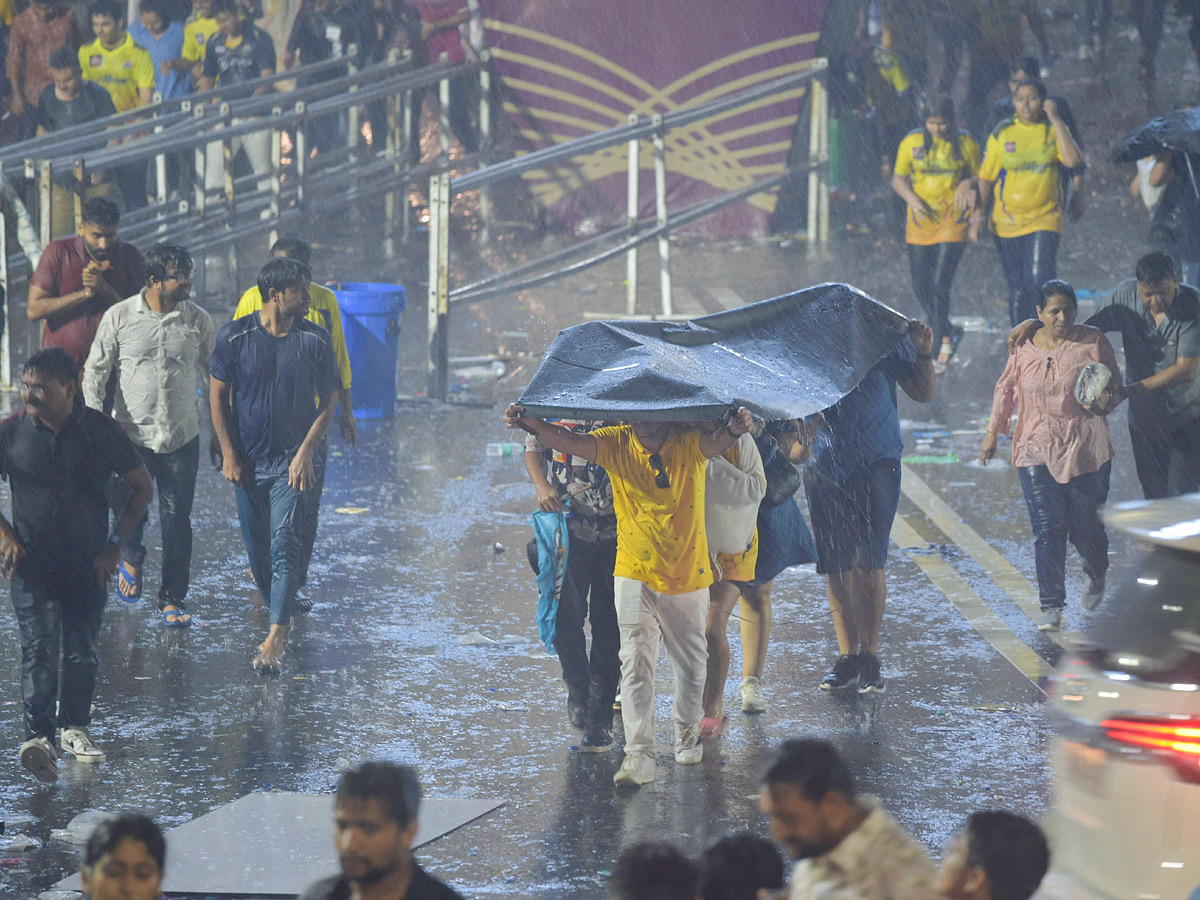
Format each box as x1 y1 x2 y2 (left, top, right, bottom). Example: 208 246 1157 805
424 58 830 401
0 48 498 385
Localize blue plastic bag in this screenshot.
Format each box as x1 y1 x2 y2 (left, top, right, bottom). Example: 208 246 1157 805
531 510 570 654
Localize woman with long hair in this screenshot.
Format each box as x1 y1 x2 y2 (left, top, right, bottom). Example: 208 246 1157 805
892 95 981 373
972 77 1083 327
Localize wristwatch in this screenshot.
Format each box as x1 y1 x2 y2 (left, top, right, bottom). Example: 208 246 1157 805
107 530 122 546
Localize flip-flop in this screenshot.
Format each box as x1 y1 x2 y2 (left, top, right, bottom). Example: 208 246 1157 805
698 714 728 741
117 561 142 603
251 652 282 675
161 606 192 628
937 326 965 369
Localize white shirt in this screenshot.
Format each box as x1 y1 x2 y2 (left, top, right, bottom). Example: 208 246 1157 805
83 291 216 454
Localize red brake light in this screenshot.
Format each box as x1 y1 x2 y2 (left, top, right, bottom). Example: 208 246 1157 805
1102 717 1200 783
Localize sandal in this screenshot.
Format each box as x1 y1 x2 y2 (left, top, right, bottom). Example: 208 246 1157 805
698 714 728 741
161 605 192 628
117 561 142 603
936 326 965 371
252 652 282 675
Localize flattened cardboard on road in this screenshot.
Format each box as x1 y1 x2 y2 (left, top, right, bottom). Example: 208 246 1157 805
56 792 504 896
518 282 910 422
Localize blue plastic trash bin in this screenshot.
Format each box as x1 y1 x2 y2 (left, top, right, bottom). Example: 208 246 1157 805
331 282 407 420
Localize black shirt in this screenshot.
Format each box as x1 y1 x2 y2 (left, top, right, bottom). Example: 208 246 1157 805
287 6 360 83
0 399 142 579
203 23 277 86
37 81 118 133
299 865 465 900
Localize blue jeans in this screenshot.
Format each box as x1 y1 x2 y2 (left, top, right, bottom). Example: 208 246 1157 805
297 440 326 588
234 469 320 626
9 570 106 741
995 231 1060 327
116 438 200 610
1018 462 1111 610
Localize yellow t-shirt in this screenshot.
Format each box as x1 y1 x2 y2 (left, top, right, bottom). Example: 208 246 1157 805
980 117 1070 239
713 443 759 583
79 34 156 112
593 425 713 594
235 283 353 390
0 0 14 26
182 17 220 63
894 129 981 245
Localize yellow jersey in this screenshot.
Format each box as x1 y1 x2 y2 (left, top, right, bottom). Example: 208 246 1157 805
980 117 1071 239
235 283 353 391
593 426 714 594
894 129 981 245
182 17 219 63
0 0 13 26
79 34 155 112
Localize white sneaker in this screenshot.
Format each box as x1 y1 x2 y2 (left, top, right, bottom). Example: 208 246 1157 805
674 725 703 764
613 752 656 786
59 727 106 763
19 736 58 783
740 676 768 714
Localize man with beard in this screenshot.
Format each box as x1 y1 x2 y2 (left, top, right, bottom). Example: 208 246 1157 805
27 197 147 370
0 348 151 782
298 761 464 900
759 739 936 900
83 242 215 621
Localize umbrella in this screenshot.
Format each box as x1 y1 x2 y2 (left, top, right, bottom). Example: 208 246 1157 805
1111 108 1200 164
517 282 910 422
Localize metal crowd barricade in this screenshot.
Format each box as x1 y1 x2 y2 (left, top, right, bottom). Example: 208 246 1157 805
0 50 491 387
424 58 830 401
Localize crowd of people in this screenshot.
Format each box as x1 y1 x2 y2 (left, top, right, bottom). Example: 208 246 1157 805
0 0 480 237
0 193 353 779
69 747 1053 900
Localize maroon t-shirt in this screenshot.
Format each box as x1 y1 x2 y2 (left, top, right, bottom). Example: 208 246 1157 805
30 236 146 366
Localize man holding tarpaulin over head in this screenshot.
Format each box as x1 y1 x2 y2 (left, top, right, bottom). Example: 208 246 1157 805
505 402 754 789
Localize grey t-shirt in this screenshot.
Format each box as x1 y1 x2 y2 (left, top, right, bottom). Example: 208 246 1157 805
1087 279 1200 428
37 82 118 133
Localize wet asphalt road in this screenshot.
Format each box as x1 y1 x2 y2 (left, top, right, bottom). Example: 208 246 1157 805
0 6 1192 898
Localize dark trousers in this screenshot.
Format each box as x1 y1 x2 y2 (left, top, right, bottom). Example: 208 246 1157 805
557 535 620 730
297 441 327 587
1077 0 1112 44
1129 413 1200 499
908 241 966 346
996 230 1060 326
10 571 106 741
408 72 479 167
965 56 1010 140
119 439 200 610
1018 462 1111 610
234 469 320 626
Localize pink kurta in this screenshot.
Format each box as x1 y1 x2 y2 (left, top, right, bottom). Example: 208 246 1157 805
988 324 1119 483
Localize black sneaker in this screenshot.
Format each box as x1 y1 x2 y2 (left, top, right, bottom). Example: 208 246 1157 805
856 653 886 694
567 699 586 730
820 654 859 691
580 725 613 753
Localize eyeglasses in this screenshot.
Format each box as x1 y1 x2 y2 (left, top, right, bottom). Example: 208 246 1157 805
648 452 670 489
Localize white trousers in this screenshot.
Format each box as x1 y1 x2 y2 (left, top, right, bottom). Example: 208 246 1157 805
614 576 709 756
205 117 272 193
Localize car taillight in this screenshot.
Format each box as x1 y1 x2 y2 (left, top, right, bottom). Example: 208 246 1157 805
1102 717 1200 783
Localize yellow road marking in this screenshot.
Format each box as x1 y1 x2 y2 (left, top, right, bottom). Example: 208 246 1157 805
891 514 1054 686
900 464 1086 648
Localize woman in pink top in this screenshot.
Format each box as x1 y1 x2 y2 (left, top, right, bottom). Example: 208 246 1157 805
980 280 1120 632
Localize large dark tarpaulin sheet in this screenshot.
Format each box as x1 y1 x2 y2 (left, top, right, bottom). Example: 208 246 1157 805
1111 107 1200 163
518 283 909 422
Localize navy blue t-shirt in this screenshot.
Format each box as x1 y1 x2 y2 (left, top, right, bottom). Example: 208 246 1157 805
203 23 277 86
809 337 918 482
210 314 340 477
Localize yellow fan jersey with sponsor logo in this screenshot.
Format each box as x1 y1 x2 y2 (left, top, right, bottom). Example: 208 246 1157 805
980 117 1071 238
182 16 219 63
894 129 981 244
78 34 155 112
